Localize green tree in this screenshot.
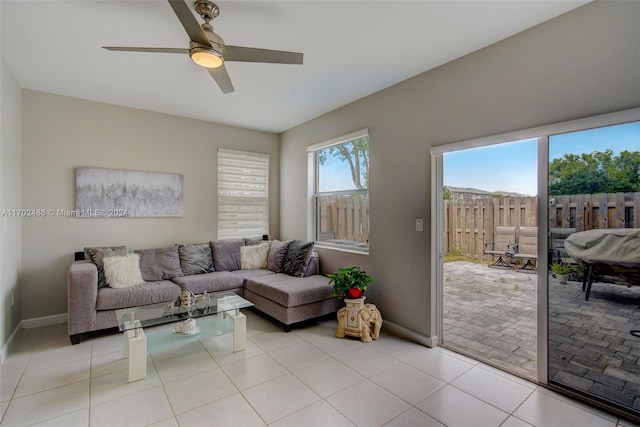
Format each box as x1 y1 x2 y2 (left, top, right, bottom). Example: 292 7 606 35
318 137 369 190
549 149 640 195
443 186 452 200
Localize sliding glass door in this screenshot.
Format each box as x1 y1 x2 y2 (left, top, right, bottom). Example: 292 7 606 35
547 121 640 416
433 110 640 422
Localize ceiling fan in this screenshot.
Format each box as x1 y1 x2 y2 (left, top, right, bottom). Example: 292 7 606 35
103 0 303 94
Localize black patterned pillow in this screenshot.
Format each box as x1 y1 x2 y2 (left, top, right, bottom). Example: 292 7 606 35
178 243 214 275
85 246 129 288
283 240 315 277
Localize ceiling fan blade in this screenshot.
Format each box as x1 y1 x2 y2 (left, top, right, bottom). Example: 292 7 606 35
103 47 189 54
209 65 234 94
224 46 303 65
167 0 211 47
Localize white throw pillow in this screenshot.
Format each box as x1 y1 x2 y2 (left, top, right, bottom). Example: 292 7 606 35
103 253 145 288
241 242 270 269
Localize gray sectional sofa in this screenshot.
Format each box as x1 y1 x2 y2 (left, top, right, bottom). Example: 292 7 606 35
67 238 342 344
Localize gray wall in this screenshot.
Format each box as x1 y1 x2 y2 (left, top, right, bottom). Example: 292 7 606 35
280 1 640 338
1 57 23 350
21 91 280 320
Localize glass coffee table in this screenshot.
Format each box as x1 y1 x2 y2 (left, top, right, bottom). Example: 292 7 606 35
116 292 253 382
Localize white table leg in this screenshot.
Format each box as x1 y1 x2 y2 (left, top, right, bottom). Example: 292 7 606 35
123 321 147 382
227 310 246 352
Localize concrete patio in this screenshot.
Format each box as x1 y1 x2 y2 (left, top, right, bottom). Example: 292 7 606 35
442 260 640 411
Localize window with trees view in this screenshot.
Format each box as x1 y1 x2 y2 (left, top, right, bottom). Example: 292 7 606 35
312 130 369 253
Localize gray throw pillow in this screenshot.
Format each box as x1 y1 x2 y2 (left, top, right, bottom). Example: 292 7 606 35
178 243 214 275
267 239 292 273
85 246 129 288
211 239 244 271
135 245 184 281
283 240 315 277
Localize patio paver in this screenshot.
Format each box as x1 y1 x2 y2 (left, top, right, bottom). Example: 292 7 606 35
443 261 537 379
443 260 640 412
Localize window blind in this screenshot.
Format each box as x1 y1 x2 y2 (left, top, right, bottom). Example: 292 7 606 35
217 148 269 240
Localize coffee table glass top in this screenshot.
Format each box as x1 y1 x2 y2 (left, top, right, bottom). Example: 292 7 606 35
115 291 253 332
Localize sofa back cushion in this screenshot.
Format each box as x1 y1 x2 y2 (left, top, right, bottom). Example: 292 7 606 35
266 240 292 273
85 245 129 288
283 240 315 278
305 253 319 276
135 245 184 281
211 239 244 271
178 243 215 275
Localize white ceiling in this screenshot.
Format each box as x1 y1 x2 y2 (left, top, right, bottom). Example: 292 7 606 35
1 0 589 133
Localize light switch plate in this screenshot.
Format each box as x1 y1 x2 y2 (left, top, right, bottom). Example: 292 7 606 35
415 218 424 232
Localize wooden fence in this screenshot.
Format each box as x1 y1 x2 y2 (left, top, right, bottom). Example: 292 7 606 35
549 193 640 230
317 194 369 244
444 192 640 259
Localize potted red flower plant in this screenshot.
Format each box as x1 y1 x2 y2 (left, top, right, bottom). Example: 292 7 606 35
328 266 373 299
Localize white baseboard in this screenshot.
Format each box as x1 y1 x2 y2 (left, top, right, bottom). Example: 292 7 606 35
383 320 438 348
22 313 67 329
1 314 67 362
1 320 24 363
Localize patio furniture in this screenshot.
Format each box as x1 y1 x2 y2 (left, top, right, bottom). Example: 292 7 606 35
549 227 577 264
484 226 516 268
564 228 640 300
511 226 538 271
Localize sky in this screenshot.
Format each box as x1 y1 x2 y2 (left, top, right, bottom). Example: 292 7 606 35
444 121 640 197
444 138 538 196
548 121 640 160
318 154 363 192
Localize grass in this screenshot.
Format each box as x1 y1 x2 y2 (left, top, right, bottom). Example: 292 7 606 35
443 248 483 264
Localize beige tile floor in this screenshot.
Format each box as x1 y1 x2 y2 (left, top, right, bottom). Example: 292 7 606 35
0 310 635 427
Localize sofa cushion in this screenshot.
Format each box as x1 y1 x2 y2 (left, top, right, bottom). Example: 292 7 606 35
171 271 244 294
241 242 270 269
135 246 184 281
245 273 333 307
85 245 129 288
179 243 214 275
283 240 315 278
305 253 319 277
266 240 292 273
211 239 244 271
103 253 145 288
230 269 275 281
96 280 181 310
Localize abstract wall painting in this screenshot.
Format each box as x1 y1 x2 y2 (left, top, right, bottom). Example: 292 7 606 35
75 168 183 217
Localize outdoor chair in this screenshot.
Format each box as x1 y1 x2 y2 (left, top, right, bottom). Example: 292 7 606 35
511 226 538 271
549 227 577 264
483 226 516 268
549 227 581 280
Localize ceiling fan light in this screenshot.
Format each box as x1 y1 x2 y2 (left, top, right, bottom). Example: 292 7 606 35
190 48 223 68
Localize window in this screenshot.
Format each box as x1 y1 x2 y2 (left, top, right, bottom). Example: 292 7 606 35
310 129 369 253
217 148 269 240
